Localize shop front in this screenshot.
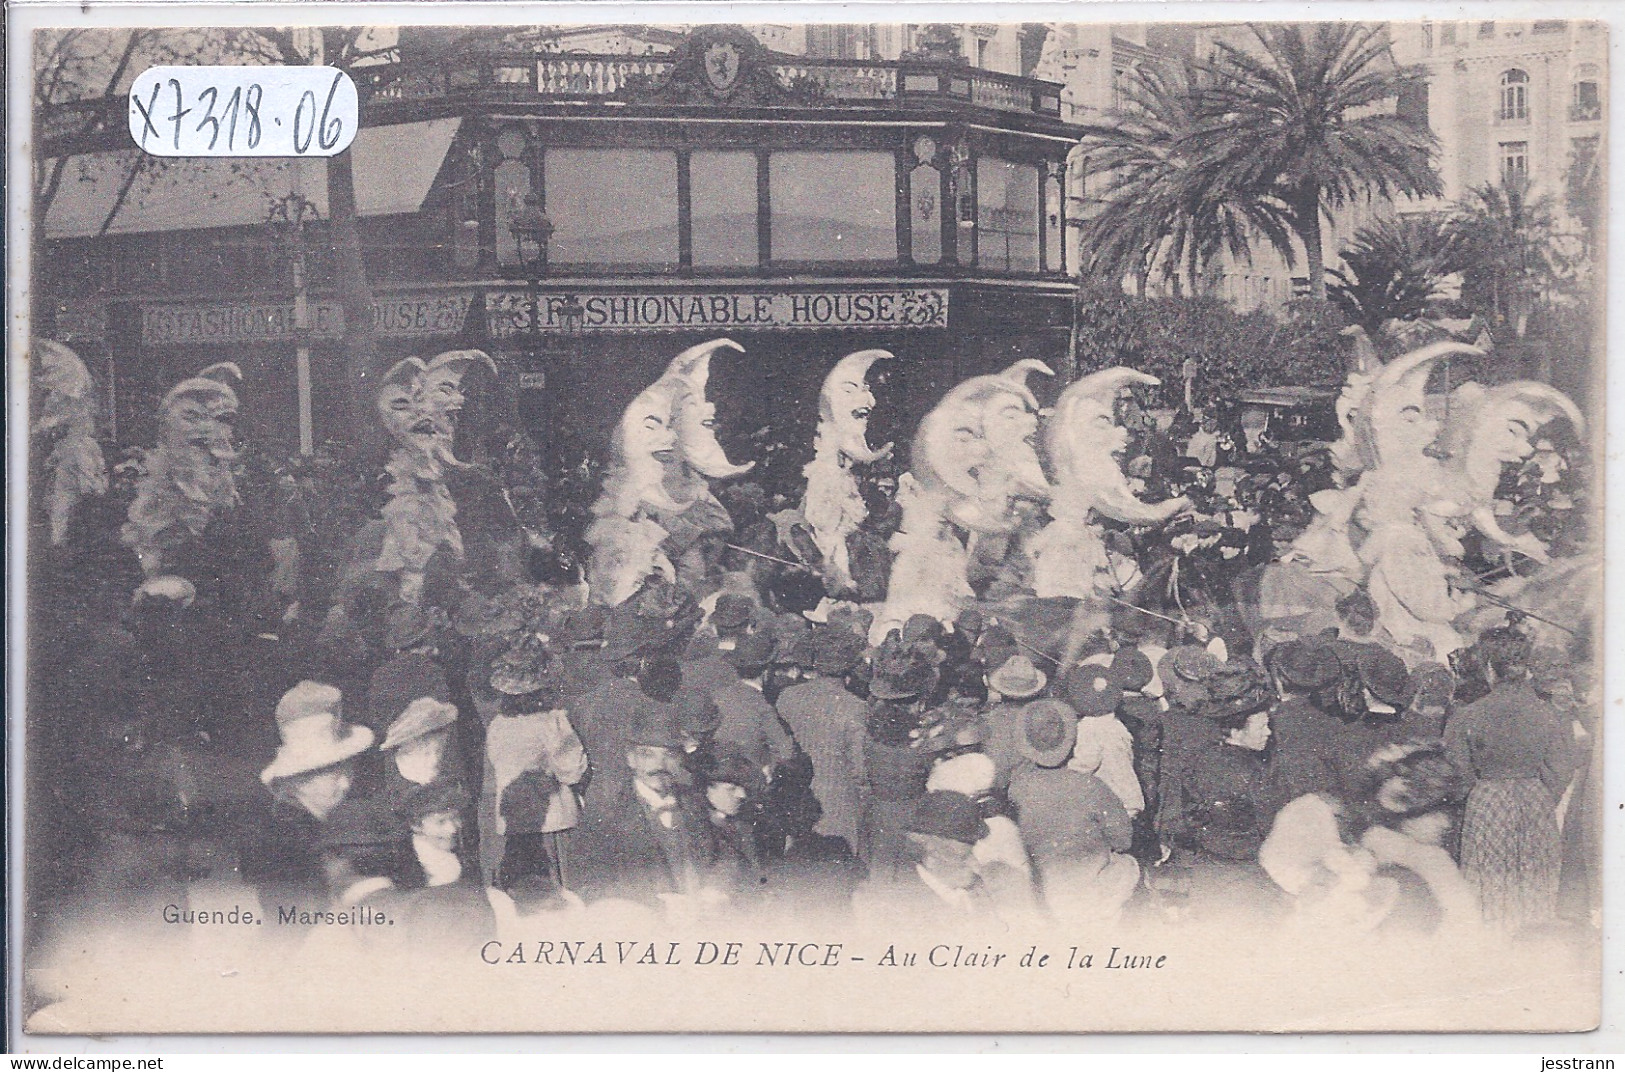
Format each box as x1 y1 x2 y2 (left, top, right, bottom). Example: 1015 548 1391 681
117 288 481 454
481 278 1074 491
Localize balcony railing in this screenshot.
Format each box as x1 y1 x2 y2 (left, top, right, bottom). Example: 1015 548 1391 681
352 50 1064 118
39 47 1069 158
1569 101 1603 122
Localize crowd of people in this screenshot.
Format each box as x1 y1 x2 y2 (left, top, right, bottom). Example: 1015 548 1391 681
23 338 1598 966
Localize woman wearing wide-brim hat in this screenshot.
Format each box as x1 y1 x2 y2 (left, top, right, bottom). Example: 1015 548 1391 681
242 682 376 909
1150 655 1287 927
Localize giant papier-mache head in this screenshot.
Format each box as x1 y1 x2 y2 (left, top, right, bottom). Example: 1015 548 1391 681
817 348 893 464
1047 367 1160 489
1355 341 1483 469
32 339 97 441
1439 380 1584 504
157 362 244 462
913 360 1052 534
605 339 754 518
375 350 497 468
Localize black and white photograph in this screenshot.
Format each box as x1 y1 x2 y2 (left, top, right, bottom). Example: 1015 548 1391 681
8 4 1610 1036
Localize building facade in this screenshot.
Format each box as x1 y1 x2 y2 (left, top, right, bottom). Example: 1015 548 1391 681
39 25 1080 476
1389 18 1605 211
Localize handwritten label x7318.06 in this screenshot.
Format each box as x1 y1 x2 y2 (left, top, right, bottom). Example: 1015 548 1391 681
128 66 359 157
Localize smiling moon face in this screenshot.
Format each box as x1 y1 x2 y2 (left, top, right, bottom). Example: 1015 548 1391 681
981 390 1048 497
622 381 679 463
671 352 753 479
820 349 892 464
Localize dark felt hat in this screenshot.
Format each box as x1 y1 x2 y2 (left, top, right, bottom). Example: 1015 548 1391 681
399 779 471 823
904 791 987 846
811 628 866 677
1357 647 1415 708
1109 648 1155 693
726 630 777 677
1268 639 1341 692
1063 665 1124 717
628 704 689 750
902 614 946 645
675 691 722 739
869 643 940 701
707 748 766 797
767 613 814 666
711 594 757 633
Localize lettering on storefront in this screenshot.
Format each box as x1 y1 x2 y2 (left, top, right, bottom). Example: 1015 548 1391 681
488 288 950 336
141 295 471 346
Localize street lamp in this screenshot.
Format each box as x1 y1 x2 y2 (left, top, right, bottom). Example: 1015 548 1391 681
267 191 323 456
508 192 554 277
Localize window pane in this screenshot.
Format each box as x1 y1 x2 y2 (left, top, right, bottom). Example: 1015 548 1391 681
977 157 1039 272
494 158 531 267
1043 172 1063 272
545 149 679 265
691 151 759 267
769 151 897 262
909 164 942 264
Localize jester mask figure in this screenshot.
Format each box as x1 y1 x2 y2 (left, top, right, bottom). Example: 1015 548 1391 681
372 350 496 602
588 339 753 605
122 362 243 578
31 339 108 547
801 349 892 592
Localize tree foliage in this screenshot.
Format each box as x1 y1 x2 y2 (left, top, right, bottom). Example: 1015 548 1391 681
1327 213 1463 338
1074 59 1292 295
1447 175 1581 337
1071 283 1347 412
1193 23 1443 301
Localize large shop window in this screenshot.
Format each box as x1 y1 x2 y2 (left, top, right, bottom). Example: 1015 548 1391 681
691 151 760 267
769 151 897 262
977 157 1040 272
545 149 680 266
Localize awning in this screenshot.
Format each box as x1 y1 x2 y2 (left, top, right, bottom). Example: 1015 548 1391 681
43 117 463 240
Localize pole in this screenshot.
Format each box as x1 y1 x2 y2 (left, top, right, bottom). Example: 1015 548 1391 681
291 161 314 456
292 243 314 457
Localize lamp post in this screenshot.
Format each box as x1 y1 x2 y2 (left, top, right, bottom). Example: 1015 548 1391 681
506 195 587 465
267 190 322 456
507 192 554 335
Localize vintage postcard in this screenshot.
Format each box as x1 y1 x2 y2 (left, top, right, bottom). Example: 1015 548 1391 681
9 3 1608 1036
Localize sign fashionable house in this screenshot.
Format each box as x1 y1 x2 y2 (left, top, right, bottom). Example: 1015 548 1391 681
488 288 951 336
141 294 472 346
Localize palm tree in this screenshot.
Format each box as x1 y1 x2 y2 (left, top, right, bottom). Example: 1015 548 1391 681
1074 59 1292 296
1447 175 1568 336
1327 213 1463 339
1194 23 1443 300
